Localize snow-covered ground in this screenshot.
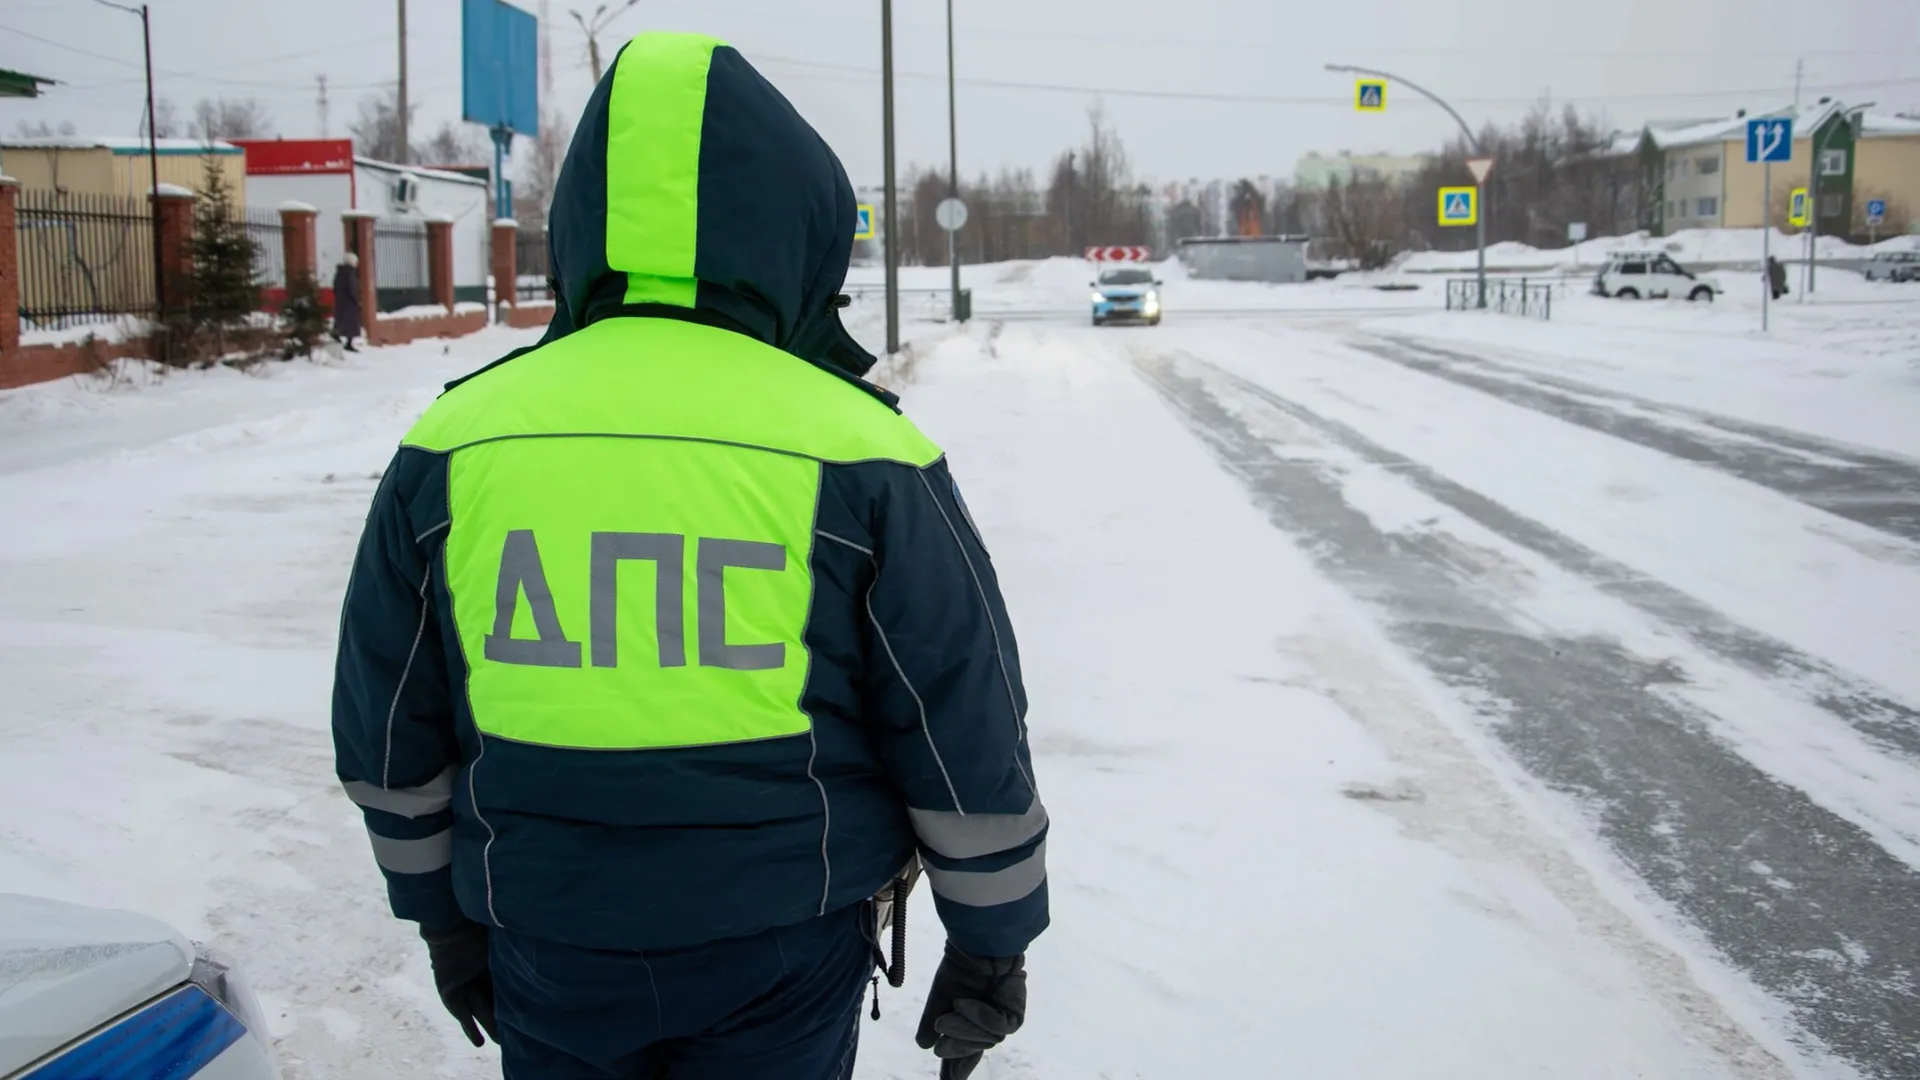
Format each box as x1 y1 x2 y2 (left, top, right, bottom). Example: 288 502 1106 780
3 263 1917 1078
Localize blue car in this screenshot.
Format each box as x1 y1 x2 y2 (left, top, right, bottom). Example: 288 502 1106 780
1090 267 1163 326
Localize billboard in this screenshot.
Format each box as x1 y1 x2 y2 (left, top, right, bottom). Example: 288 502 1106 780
462 0 538 134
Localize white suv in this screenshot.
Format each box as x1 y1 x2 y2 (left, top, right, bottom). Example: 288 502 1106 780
1862 250 1918 283
1592 251 1719 301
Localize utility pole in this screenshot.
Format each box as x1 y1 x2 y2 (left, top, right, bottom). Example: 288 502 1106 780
396 0 409 162
316 73 330 138
1065 151 1075 255
945 0 960 321
90 0 163 328
881 0 899 355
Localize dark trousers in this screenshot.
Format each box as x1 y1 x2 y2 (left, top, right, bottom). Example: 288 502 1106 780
490 903 876 1080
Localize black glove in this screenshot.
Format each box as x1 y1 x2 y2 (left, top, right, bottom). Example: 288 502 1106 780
915 942 1027 1080
420 921 499 1047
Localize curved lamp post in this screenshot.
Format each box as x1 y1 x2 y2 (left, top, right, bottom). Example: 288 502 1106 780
1326 63 1486 307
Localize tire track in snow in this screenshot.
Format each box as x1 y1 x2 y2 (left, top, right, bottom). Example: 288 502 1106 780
1135 349 1920 1080
1346 334 1920 544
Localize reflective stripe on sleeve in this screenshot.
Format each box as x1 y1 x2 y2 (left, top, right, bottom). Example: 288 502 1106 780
342 765 457 818
367 829 453 874
924 841 1047 908
908 799 1048 860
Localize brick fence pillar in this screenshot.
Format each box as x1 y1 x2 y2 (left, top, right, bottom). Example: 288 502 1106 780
279 200 318 288
426 216 455 313
341 210 377 334
151 184 197 318
491 218 517 322
0 176 19 356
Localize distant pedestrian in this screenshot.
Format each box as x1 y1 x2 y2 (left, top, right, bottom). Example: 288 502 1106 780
332 252 363 352
1767 255 1788 300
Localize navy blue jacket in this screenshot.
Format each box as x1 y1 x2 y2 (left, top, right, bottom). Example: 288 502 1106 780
331 34 1048 960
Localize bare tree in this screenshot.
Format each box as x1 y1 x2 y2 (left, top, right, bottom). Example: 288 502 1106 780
1316 174 1403 269
191 97 275 140
416 121 486 167
152 97 182 139
513 108 572 230
13 119 78 137
350 87 417 163
1045 103 1150 255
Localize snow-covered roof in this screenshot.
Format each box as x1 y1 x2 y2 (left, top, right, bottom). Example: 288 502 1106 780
1642 102 1920 151
1860 113 1920 137
353 156 487 188
0 135 240 154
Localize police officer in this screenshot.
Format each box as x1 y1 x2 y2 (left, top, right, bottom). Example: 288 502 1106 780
332 32 1047 1080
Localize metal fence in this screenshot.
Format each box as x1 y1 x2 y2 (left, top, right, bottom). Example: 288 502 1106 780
371 218 432 312
16 189 158 331
1446 277 1554 320
515 229 552 302
240 209 285 288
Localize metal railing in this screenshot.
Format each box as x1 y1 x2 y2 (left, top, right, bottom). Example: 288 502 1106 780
1446 277 1554 320
15 189 158 332
239 209 285 288
372 218 432 312
515 229 552 302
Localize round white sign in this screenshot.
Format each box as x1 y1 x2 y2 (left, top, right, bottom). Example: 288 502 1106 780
935 197 969 232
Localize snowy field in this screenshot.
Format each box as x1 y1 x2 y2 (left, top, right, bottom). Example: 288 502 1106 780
3 261 1918 1079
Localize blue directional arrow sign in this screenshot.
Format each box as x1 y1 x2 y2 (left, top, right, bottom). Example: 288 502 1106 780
1746 117 1793 163
1866 199 1887 225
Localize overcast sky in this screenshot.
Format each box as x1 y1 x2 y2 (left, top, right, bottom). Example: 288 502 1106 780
6 0 1918 188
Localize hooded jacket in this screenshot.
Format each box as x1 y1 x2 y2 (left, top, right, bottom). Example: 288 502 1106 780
330 32 1048 959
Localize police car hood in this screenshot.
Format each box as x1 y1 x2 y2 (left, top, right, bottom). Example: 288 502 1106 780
539 32 876 381
0 895 193 1076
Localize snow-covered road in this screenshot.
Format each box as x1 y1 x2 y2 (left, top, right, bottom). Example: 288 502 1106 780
3 266 1916 1079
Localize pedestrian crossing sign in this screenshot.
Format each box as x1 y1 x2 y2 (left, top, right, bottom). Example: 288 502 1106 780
855 204 875 240
1438 186 1477 226
1355 80 1386 112
1787 188 1810 228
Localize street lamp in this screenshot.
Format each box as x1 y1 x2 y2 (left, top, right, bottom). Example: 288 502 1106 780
1325 62 1486 308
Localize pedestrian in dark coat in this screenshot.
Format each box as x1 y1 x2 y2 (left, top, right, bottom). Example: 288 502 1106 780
331 252 363 351
1767 255 1789 300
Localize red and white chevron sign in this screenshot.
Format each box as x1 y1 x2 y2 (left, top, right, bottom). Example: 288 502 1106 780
1085 246 1151 262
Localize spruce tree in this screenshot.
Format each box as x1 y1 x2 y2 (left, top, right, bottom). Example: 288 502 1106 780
185 152 261 356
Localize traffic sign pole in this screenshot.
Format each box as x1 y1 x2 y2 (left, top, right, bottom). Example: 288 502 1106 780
1746 116 1792 333
1475 188 1486 308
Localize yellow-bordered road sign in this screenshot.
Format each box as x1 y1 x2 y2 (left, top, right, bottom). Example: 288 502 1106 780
855 204 876 240
1438 186 1477 227
1355 80 1385 112
1787 188 1810 228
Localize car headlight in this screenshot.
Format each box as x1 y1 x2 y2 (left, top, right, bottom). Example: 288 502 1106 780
1091 292 1105 304
1143 291 1160 308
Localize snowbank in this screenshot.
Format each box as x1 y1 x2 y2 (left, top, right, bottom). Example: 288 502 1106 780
1400 227 1917 274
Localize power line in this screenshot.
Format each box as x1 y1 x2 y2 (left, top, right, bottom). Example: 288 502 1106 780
0 24 409 92
750 52 1920 109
